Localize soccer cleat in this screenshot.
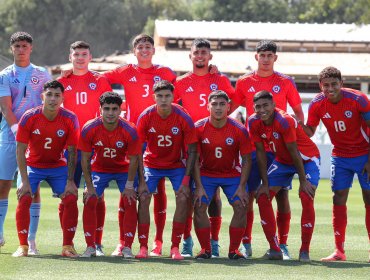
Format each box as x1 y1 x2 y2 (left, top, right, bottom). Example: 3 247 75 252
150 240 163 257
320 250 347 262
181 236 194 257
279 244 292 260
263 249 283 260
111 244 124 257
135 246 149 259
240 243 252 257
170 247 184 260
80 246 96 258
61 245 79 258
95 245 105 256
195 249 212 259
299 251 311 262
28 240 39 256
12 245 29 257
228 249 247 260
122 247 134 258
211 239 220 258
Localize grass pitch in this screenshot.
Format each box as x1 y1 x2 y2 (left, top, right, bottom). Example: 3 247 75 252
0 179 369 280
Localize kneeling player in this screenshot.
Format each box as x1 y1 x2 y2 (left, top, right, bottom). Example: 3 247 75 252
79 92 141 258
136 80 197 260
248 90 320 262
13 80 79 257
193 90 252 259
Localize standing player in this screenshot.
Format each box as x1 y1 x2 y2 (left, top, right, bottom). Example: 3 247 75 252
136 80 197 260
248 90 320 262
302 66 370 262
0 32 51 254
235 40 304 258
79 92 141 258
58 41 112 256
193 90 252 259
174 38 236 257
13 80 79 257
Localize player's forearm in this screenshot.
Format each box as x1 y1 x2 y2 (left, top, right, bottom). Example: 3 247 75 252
67 146 77 181
16 142 30 185
81 152 93 188
300 123 316 138
138 153 145 180
256 144 268 185
287 143 307 183
185 143 197 176
192 154 202 188
127 155 139 181
0 96 18 127
239 153 252 187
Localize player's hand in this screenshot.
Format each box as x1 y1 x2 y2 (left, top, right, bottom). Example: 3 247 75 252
299 179 316 199
208 64 219 74
362 161 370 183
138 181 150 201
255 183 269 201
62 179 78 198
177 184 190 199
83 187 97 204
123 188 137 205
231 185 249 207
61 68 73 78
16 182 32 200
193 186 208 208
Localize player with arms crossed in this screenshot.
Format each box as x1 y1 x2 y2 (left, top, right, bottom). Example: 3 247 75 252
249 90 320 262
0 31 51 254
136 80 197 260
301 66 370 262
193 90 252 259
235 40 304 259
79 91 141 258
13 80 79 257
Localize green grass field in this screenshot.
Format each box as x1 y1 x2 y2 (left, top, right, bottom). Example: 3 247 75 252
0 179 369 280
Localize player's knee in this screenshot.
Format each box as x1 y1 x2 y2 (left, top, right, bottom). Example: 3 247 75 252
84 196 98 209
175 192 188 206
333 189 348 205
19 194 32 208
194 203 208 214
62 194 78 206
232 200 246 216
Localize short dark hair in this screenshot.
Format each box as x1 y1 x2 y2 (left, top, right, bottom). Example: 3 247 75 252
43 80 64 93
253 90 273 103
191 38 211 49
99 91 123 106
318 66 342 82
153 80 174 93
132 34 154 48
10 32 33 45
256 40 277 53
208 90 230 103
70 41 90 51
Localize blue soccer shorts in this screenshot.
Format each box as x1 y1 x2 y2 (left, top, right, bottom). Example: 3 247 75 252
0 143 17 180
247 151 275 192
200 176 242 205
144 167 185 194
91 171 139 197
331 155 370 191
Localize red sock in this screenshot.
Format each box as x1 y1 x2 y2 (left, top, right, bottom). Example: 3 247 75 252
183 212 193 240
171 221 185 249
277 211 291 245
58 202 64 228
118 196 125 244
333 204 347 253
242 211 254 244
299 191 315 253
365 205 370 242
95 198 106 245
83 196 97 247
195 227 211 251
16 195 32 246
229 226 245 253
210 216 222 241
257 193 279 251
123 197 137 248
153 178 167 242
62 194 78 246
137 223 150 248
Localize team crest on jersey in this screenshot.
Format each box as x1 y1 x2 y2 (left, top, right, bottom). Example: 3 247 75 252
344 110 352 118
57 130 65 137
273 132 279 139
171 127 179 135
31 76 39 84
226 137 234 145
89 83 97 90
210 83 218 91
153 76 161 82
272 85 281 93
116 141 124 148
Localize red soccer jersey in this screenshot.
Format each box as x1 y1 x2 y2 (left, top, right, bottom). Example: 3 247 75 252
307 88 370 158
174 72 235 122
235 71 302 117
58 71 112 129
137 104 197 169
79 117 141 173
196 117 252 177
17 106 79 168
249 109 319 165
103 64 176 124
